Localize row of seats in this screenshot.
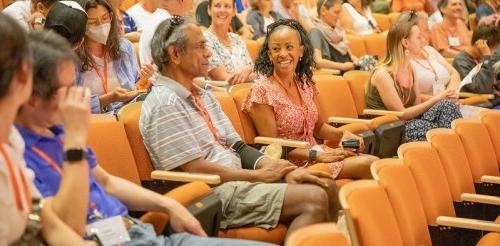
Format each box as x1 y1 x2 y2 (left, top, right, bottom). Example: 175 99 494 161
293 111 500 246
86 88 500 245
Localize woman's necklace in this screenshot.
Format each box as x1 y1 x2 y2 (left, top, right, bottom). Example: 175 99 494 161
209 26 231 48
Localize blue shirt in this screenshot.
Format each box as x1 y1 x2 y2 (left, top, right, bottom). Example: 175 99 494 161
121 11 138 33
76 38 139 113
17 125 128 223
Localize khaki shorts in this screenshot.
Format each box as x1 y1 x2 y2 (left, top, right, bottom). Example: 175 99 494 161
213 181 287 229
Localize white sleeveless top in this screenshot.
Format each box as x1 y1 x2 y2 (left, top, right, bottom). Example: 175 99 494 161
342 3 378 35
411 46 450 95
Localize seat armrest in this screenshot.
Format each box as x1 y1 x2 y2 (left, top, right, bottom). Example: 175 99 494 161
328 117 371 125
436 216 500 232
481 175 500 185
151 170 221 185
313 68 341 75
254 136 310 148
362 109 404 117
459 92 494 99
204 80 229 87
461 193 500 206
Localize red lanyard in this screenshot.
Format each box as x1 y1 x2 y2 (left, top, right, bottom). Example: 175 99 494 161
0 145 32 214
31 145 103 220
272 72 311 140
190 89 223 145
94 54 109 93
31 146 63 174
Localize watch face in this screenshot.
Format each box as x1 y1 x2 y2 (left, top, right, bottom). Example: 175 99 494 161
65 149 87 162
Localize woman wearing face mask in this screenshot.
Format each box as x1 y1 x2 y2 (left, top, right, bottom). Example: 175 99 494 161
77 0 153 113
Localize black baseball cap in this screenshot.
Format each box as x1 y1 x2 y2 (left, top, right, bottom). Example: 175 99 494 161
44 1 88 47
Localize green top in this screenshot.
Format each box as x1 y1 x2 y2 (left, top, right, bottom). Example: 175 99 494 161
366 68 416 110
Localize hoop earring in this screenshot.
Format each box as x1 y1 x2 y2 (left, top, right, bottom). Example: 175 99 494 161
404 49 410 56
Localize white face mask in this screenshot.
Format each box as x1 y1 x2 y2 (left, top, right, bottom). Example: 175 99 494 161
86 23 111 45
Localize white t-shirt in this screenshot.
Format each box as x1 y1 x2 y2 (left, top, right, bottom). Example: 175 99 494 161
0 127 40 245
428 10 444 28
342 3 378 35
81 56 121 96
126 3 154 32
138 8 171 66
2 0 31 30
411 46 450 95
273 0 313 28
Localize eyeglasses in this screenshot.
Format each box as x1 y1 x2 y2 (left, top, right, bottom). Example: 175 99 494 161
164 15 185 41
87 12 112 27
407 10 418 21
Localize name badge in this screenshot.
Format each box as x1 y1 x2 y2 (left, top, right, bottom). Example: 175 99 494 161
448 36 460 47
86 216 131 246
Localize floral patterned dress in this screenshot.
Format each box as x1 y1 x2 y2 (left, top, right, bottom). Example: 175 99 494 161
243 76 344 178
204 31 253 74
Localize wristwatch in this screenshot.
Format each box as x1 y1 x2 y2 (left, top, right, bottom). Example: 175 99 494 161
34 17 45 25
63 148 89 162
308 149 317 162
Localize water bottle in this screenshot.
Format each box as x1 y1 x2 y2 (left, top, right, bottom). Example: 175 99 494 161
433 79 445 96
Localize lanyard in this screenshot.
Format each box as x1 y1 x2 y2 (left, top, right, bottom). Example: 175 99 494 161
272 72 311 140
31 144 103 220
190 89 223 145
0 145 32 214
94 54 109 94
31 146 63 174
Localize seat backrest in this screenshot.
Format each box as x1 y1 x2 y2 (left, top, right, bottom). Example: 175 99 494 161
426 129 476 200
121 0 137 10
371 159 432 246
244 39 261 62
88 120 142 185
398 142 456 225
339 180 404 246
388 12 401 25
212 91 245 139
286 223 349 246
469 13 477 31
481 111 500 168
372 14 391 31
315 76 359 123
343 70 370 116
363 32 387 59
116 101 154 181
452 119 500 181
229 84 258 144
346 34 367 58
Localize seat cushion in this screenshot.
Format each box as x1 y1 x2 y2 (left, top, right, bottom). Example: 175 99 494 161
218 224 288 244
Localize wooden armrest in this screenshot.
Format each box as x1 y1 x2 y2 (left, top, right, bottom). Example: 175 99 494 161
362 109 404 117
151 170 221 185
254 136 310 148
314 68 341 75
436 216 500 232
205 80 229 87
328 117 371 125
461 193 500 206
459 92 494 99
481 175 500 185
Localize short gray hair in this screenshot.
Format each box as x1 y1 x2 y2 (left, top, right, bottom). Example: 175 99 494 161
151 17 192 71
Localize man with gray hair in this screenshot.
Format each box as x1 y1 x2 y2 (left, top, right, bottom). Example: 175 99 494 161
140 16 339 240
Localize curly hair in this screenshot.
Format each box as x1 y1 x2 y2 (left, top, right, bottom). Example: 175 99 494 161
254 19 316 87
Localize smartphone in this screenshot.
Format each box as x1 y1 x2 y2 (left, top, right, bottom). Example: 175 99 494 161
342 139 360 151
127 89 148 95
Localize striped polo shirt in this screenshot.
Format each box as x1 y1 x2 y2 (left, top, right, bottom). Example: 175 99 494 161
140 75 242 171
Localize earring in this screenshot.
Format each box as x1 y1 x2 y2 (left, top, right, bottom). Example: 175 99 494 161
299 57 302 62
404 49 410 56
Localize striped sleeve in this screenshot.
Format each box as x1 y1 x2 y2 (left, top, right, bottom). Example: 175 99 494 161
141 102 203 171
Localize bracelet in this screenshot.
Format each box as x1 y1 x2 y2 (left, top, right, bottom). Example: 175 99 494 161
308 149 317 162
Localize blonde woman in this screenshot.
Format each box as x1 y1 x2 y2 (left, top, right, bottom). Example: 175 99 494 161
366 12 462 142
